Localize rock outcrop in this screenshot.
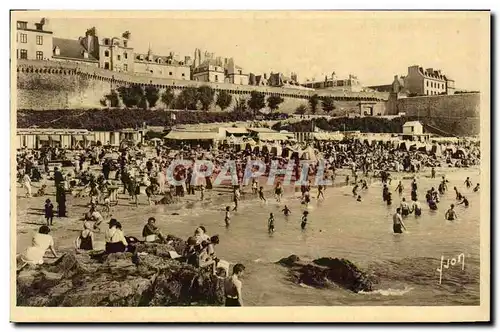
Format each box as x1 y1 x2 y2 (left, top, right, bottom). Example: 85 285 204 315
17 239 224 307
277 255 375 293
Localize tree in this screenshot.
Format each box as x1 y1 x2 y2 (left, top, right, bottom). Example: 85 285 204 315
175 87 198 110
309 94 319 114
161 88 175 108
267 95 284 112
197 85 215 111
247 90 266 117
117 85 144 108
321 97 336 114
216 90 233 111
295 104 307 115
233 98 248 114
101 89 120 107
85 27 97 37
144 86 160 108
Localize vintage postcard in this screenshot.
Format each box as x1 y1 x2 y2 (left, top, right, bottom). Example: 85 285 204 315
10 10 490 322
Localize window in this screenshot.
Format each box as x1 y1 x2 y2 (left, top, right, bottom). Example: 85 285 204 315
215 75 219 82
36 51 43 60
35 23 43 31
36 35 43 45
117 55 121 60
104 50 109 57
123 64 128 71
169 72 173 76
182 73 185 77
123 41 128 48
20 49 27 59
17 21 27 29
426 81 429 87
104 62 110 69
124 52 128 59
20 33 27 43
104 38 110 46
426 91 429 95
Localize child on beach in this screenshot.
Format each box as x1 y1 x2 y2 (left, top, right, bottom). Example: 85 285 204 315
473 183 480 192
301 211 309 230
200 184 205 201
268 213 275 234
258 186 266 202
224 206 231 227
44 199 54 226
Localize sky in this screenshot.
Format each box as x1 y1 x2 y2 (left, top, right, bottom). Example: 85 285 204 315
24 11 487 90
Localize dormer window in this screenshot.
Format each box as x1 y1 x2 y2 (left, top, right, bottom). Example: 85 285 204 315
17 21 27 29
139 54 144 60
148 55 153 62
156 58 162 64
53 46 60 56
104 38 110 46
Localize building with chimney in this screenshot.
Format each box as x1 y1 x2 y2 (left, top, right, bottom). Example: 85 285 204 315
403 65 455 96
301 72 363 92
15 18 53 61
191 48 248 84
134 48 191 80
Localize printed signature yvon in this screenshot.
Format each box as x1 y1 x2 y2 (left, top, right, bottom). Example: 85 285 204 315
437 253 465 285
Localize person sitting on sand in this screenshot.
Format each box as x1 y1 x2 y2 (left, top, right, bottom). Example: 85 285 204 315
104 218 128 254
197 241 217 274
142 217 165 242
473 183 480 192
357 195 362 202
75 221 94 251
18 225 58 270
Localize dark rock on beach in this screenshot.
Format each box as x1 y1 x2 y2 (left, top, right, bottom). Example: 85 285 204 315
277 255 374 293
17 240 224 307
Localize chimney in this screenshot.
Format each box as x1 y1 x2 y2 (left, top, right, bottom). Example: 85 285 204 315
426 68 433 74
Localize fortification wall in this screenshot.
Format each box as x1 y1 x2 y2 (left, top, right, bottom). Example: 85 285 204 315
393 93 481 136
16 60 388 113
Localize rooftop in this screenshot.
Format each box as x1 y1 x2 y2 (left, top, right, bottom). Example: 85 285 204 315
53 38 98 62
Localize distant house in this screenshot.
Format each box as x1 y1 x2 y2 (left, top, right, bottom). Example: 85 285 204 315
402 121 423 135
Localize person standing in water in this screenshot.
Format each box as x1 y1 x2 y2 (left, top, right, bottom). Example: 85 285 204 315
258 186 266 202
224 206 231 227
400 198 410 216
274 182 283 203
282 205 291 217
268 213 275 234
392 208 407 234
224 263 245 306
382 184 389 202
445 204 458 221
431 167 436 179
300 211 309 230
411 199 422 216
395 181 404 196
458 196 469 207
386 192 393 206
317 184 325 200
465 177 472 189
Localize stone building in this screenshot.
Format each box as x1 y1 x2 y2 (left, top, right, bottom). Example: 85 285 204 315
191 48 248 84
403 65 455 96
134 48 191 80
301 72 363 92
15 18 53 61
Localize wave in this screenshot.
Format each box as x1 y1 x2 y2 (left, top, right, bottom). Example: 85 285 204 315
359 286 414 296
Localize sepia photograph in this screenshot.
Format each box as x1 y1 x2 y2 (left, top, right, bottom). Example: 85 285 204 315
10 10 490 322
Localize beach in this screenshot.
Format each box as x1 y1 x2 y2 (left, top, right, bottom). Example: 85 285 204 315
15 165 480 306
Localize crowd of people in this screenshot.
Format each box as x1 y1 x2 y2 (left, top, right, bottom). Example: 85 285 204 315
16 136 480 307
